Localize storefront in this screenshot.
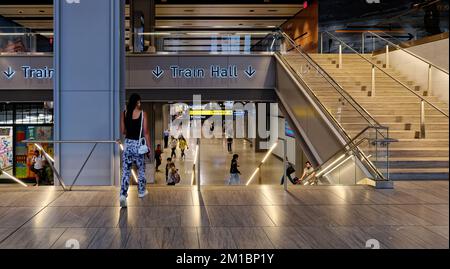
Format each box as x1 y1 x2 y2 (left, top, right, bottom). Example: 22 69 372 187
0 102 53 183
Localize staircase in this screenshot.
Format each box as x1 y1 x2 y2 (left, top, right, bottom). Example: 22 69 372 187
284 53 449 180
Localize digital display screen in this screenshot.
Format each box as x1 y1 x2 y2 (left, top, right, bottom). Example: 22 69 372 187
285 121 295 138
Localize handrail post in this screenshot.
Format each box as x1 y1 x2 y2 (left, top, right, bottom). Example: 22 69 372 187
385 45 390 68
420 100 426 139
196 138 200 191
320 32 323 54
427 64 432 96
338 44 342 68
361 33 365 54
371 65 376 97
283 138 288 191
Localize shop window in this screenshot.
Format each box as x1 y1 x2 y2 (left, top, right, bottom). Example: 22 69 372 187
15 103 52 124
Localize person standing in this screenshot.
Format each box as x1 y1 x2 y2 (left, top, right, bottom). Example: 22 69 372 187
165 157 173 183
170 136 178 159
163 129 170 149
30 150 45 186
228 154 241 185
226 137 233 153
119 94 151 208
155 144 162 172
178 135 188 160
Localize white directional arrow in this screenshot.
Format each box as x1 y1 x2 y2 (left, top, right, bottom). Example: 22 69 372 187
3 67 15 79
152 66 164 79
244 65 256 78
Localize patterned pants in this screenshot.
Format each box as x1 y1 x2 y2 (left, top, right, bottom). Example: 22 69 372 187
120 139 147 197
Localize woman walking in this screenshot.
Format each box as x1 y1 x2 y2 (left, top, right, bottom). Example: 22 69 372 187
119 94 151 208
178 135 188 160
170 136 178 159
228 154 241 185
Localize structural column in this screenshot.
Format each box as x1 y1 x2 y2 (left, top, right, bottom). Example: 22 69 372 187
54 0 125 186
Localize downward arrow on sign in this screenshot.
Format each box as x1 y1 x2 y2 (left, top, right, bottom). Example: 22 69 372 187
3 67 15 79
244 66 256 78
152 66 164 79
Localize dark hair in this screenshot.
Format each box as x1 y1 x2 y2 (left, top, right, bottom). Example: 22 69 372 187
232 154 239 160
125 94 141 131
305 161 311 166
167 158 172 161
34 150 40 155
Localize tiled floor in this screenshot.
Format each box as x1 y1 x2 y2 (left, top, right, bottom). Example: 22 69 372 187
0 181 448 249
154 138 283 186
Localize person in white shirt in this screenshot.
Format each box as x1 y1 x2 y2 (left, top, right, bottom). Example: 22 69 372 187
30 150 45 186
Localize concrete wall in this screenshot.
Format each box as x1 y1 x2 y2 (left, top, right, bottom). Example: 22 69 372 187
375 38 449 103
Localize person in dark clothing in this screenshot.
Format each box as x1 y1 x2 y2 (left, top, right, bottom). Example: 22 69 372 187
226 137 233 153
280 157 299 185
165 157 173 182
155 144 162 172
163 129 170 148
228 154 241 185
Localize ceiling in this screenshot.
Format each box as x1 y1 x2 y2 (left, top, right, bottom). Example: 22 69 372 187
0 3 304 32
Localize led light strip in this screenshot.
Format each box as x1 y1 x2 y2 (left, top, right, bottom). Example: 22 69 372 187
1 170 28 187
246 142 278 186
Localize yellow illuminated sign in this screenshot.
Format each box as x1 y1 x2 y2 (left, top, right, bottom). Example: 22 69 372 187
190 110 233 116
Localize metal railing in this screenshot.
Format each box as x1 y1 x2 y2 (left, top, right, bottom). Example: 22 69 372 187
128 31 282 54
321 31 449 139
277 31 392 182
302 126 396 185
22 140 120 191
365 31 449 74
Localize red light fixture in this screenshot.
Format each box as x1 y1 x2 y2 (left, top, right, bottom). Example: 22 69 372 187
303 1 308 9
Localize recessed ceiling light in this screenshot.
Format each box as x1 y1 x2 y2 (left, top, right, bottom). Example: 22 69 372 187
39 10 45 13
18 10 23 14
249 10 255 12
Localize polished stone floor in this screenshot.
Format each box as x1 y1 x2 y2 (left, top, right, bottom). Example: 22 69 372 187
0 180 448 249
154 138 283 186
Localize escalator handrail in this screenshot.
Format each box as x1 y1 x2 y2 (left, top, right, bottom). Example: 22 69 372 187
279 31 386 130
323 31 449 118
367 31 449 75
305 126 391 181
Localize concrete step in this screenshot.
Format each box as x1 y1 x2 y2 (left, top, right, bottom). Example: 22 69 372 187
349 130 448 139
384 148 449 158
317 96 441 103
390 139 449 148
374 157 449 168
340 115 448 123
384 168 449 180
341 122 448 131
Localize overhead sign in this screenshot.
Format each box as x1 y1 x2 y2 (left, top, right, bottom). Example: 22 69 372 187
151 64 256 80
2 66 54 80
127 55 275 89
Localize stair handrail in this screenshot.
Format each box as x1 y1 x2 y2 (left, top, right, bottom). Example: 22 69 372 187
366 31 449 75
279 31 386 130
275 52 392 181
323 31 449 118
304 126 394 182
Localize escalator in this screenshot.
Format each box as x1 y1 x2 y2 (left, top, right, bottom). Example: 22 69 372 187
273 32 394 188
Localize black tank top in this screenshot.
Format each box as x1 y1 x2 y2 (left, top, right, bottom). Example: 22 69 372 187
125 111 142 140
